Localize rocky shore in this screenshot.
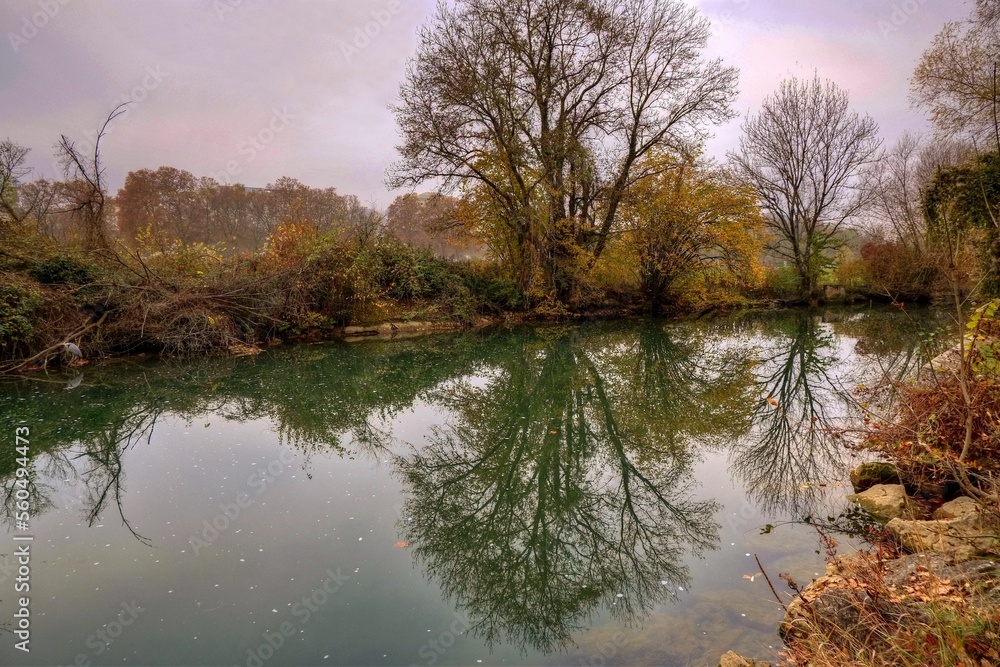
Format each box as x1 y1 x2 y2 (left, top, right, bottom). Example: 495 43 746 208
719 462 1000 667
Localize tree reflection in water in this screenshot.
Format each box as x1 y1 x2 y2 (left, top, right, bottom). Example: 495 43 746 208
0 309 946 656
397 323 756 653
728 309 945 516
1 402 160 545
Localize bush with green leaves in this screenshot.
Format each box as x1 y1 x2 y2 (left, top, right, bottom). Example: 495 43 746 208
28 254 98 286
0 282 44 356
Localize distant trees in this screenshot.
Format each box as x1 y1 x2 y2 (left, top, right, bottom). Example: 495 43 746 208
115 170 369 251
385 193 480 258
389 0 738 299
731 76 882 297
116 167 203 246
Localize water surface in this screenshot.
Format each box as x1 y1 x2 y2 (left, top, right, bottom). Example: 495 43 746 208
0 308 945 666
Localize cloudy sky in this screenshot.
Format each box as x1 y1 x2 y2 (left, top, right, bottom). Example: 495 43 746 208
0 0 973 206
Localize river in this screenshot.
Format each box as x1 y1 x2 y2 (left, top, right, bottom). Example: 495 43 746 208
0 307 947 666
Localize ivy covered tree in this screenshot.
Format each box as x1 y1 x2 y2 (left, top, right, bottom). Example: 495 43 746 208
924 152 1000 292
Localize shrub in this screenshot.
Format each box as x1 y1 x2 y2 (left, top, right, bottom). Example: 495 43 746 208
463 264 523 313
0 281 44 356
27 254 98 286
763 264 801 298
858 242 939 301
834 254 867 288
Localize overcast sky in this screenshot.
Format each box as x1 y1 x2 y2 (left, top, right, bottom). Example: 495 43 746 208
0 0 974 207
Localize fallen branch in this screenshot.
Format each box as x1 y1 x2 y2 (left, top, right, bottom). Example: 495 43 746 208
0 311 109 375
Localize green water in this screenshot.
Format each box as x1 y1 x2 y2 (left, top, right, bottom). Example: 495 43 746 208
0 308 945 666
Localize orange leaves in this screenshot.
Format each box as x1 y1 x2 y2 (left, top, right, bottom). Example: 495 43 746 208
393 541 410 549
766 397 780 408
266 221 321 267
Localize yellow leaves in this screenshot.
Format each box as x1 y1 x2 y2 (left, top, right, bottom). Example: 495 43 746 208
619 146 765 295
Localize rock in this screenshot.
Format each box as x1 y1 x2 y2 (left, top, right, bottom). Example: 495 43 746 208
823 284 847 302
880 552 1000 593
782 552 1000 649
933 495 979 520
341 321 460 341
718 651 770 667
849 462 902 493
917 344 964 386
846 484 915 522
780 572 894 645
886 501 999 559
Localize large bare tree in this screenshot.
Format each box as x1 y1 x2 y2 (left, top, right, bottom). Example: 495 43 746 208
730 76 882 297
388 0 738 297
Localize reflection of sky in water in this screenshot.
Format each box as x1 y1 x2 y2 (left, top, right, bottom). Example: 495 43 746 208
0 308 948 666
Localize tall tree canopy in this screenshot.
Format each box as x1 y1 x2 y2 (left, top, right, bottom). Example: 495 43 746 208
388 0 738 298
912 0 1000 150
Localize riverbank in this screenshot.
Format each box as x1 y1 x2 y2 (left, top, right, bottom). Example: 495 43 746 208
0 290 886 375
4 222 913 375
720 477 999 667
724 321 1000 667
777 477 999 666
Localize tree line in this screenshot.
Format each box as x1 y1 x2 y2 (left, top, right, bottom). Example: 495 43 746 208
2 0 999 316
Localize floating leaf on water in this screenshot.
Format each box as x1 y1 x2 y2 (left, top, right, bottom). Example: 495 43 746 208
394 541 410 549
766 397 779 408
